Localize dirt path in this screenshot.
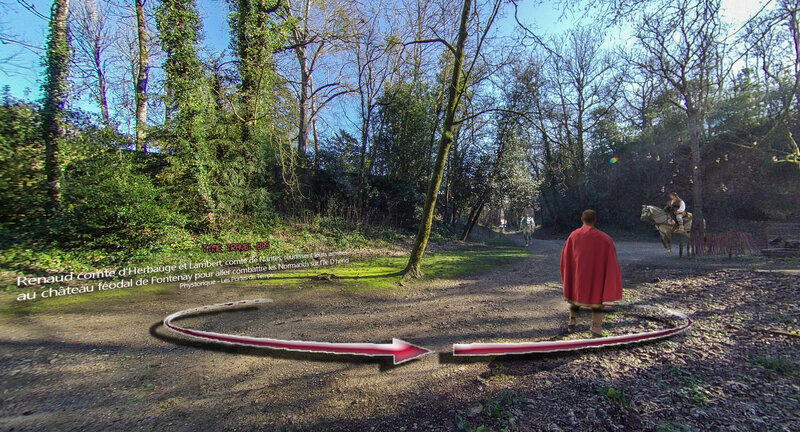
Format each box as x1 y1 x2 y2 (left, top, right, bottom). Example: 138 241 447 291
0 237 729 431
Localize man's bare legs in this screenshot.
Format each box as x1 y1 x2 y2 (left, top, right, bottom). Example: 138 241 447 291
568 305 579 332
569 305 605 337
591 309 603 337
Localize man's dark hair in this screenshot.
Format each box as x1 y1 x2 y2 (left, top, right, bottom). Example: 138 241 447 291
581 209 597 224
670 192 679 198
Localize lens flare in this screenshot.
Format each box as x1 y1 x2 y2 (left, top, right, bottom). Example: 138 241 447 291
609 156 619 164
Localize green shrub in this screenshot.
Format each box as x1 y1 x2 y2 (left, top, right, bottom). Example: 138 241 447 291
0 102 47 226
60 149 182 252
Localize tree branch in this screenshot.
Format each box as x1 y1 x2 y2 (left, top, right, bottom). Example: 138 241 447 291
404 38 455 55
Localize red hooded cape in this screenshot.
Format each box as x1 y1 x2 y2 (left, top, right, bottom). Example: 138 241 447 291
560 226 623 307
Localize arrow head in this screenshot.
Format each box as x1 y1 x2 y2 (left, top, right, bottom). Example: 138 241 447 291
390 338 432 365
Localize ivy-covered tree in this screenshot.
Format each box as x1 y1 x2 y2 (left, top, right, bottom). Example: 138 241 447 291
41 0 71 215
156 0 215 227
135 0 149 150
229 0 285 140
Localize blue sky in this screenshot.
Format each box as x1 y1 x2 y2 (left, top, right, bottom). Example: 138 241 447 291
1 0 230 100
0 0 592 101
0 0 766 106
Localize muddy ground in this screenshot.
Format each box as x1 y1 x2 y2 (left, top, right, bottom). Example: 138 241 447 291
1 235 798 431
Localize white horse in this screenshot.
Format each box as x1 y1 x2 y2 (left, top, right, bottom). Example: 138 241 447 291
640 205 705 256
520 216 536 246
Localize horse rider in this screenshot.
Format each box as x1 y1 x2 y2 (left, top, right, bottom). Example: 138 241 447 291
520 203 536 246
665 192 686 231
523 203 534 219
521 203 535 230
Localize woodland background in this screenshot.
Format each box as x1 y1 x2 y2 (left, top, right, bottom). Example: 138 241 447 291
1 0 799 273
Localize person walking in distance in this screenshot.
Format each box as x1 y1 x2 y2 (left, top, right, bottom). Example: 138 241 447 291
560 210 623 337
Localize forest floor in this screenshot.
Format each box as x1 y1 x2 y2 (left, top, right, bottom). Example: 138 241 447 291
0 232 798 431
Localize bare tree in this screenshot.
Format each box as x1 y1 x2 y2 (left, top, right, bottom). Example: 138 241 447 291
618 62 661 131
279 0 352 159
71 0 113 129
109 15 138 134
107 0 160 140
1 0 47 72
742 0 800 168
549 26 618 206
633 0 724 251
350 0 406 198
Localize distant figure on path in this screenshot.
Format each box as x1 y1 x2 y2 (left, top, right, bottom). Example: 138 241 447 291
520 203 536 246
523 203 534 219
560 210 623 337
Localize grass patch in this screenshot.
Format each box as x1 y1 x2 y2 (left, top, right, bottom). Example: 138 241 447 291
598 386 628 407
251 245 530 292
753 356 796 375
0 244 531 316
159 396 184 410
457 390 526 432
481 235 518 247
482 390 525 424
456 423 499 432
670 366 709 407
487 363 511 381
678 383 708 407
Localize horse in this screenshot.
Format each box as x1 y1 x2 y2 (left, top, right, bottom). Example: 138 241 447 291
520 216 536 246
640 205 706 256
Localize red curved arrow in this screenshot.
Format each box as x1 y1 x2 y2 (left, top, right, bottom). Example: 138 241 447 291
163 299 432 365
454 307 693 356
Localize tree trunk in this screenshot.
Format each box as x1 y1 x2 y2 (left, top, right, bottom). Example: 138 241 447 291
297 57 310 155
96 54 111 129
88 25 111 130
460 200 484 241
42 0 71 215
234 0 251 141
575 103 587 208
135 0 149 151
687 108 705 255
358 110 371 203
403 0 472 279
443 175 451 227
293 0 311 158
312 115 320 169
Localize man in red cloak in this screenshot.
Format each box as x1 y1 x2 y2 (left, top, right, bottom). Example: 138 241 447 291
560 209 623 337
